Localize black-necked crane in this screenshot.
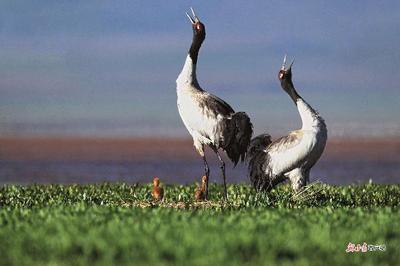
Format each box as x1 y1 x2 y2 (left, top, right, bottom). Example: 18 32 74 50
247 56 327 192
176 8 253 199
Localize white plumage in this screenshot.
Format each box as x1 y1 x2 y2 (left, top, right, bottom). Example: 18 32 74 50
177 57 230 155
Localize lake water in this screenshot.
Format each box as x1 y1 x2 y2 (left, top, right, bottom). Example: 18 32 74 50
1 158 398 185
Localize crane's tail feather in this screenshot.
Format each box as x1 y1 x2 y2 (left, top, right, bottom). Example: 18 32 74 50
248 152 285 191
246 134 276 191
246 133 272 160
223 112 253 166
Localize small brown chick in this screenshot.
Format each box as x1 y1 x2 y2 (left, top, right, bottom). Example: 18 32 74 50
151 177 164 201
195 175 208 201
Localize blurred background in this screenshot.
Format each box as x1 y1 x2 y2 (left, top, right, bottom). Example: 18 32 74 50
0 1 399 185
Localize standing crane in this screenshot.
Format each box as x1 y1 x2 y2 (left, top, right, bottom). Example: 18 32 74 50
176 8 253 199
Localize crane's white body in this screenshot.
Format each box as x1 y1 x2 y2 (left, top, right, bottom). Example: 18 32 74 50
248 96 327 191
176 55 233 156
271 100 325 173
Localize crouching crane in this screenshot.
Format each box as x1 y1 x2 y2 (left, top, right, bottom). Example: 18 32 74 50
247 56 327 192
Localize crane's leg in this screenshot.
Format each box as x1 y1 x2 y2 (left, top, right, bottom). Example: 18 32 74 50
305 169 310 185
287 168 306 192
194 142 210 200
213 149 227 200
202 155 210 200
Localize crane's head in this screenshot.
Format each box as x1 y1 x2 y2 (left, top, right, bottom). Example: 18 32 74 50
278 54 294 82
186 7 206 43
278 55 301 103
153 177 160 187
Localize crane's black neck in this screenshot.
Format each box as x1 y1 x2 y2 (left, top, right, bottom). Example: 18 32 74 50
188 26 205 65
189 37 203 65
280 79 302 104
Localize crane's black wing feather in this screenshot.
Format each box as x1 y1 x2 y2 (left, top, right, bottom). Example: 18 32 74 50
198 92 235 117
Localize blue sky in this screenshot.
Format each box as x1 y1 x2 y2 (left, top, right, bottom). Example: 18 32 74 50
0 1 399 138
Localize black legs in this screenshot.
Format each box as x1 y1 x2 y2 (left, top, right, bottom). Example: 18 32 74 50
215 150 227 200
202 147 228 200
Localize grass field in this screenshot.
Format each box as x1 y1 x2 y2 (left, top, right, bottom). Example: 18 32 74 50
1 183 399 265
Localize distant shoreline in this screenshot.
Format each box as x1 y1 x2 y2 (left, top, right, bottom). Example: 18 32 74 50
0 136 399 162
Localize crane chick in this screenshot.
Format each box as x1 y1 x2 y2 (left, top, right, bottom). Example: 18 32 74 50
151 177 164 201
195 175 208 201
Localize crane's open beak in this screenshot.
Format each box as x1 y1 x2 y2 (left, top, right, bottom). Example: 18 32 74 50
281 54 295 71
186 7 200 24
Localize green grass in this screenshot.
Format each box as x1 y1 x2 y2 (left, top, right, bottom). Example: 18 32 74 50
0 183 399 266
